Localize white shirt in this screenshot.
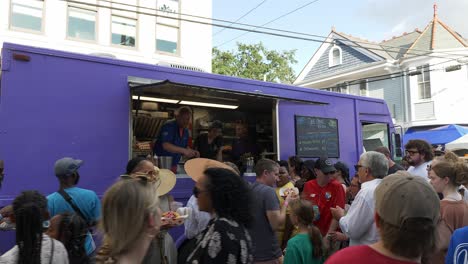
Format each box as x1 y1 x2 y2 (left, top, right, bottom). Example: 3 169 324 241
1 234 69 264
184 195 212 239
407 161 431 179
339 178 382 246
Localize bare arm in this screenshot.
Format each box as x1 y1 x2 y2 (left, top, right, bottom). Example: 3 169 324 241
216 148 223 162
266 206 288 231
162 142 199 158
266 195 292 231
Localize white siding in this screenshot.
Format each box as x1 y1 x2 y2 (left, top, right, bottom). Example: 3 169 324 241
0 0 212 72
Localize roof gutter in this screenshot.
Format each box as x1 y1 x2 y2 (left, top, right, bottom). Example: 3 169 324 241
297 60 396 87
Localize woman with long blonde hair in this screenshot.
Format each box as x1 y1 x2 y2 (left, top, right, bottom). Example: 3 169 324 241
95 176 161 264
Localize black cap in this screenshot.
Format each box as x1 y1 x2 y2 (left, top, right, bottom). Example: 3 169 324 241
334 161 349 177
314 157 336 173
303 160 316 171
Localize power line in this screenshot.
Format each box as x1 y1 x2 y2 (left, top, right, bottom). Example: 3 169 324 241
212 0 268 37
88 0 467 60
317 61 468 91
54 1 468 91
62 0 468 61
215 0 322 47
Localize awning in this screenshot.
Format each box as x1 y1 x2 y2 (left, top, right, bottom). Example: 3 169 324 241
129 79 327 113
403 124 468 145
445 134 468 150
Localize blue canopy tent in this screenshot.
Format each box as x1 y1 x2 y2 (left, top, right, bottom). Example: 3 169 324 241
403 124 468 145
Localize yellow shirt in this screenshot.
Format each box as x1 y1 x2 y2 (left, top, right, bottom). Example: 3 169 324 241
275 182 295 245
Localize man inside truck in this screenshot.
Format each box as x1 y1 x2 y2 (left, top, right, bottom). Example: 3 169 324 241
153 106 200 172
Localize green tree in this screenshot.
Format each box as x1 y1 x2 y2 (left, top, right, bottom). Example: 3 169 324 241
212 42 297 84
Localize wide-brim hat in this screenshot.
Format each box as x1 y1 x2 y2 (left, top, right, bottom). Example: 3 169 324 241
155 167 176 196
184 158 235 182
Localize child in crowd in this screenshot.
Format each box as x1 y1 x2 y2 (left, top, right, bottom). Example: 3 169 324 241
46 212 90 264
1 190 69 263
284 199 324 264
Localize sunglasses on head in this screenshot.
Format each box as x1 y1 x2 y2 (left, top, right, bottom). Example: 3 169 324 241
426 164 432 171
120 173 161 189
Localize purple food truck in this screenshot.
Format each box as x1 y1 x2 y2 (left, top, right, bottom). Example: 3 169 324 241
0 42 401 250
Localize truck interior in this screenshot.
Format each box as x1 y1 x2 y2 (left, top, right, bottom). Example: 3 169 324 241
129 79 280 173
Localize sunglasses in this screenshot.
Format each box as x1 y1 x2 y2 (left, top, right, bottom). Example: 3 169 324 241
193 187 209 198
426 164 432 171
324 171 336 175
354 164 363 171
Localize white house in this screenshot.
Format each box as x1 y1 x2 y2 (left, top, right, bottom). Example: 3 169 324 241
0 0 213 72
294 5 468 130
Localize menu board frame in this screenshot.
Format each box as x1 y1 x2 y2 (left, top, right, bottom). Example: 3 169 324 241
294 115 340 158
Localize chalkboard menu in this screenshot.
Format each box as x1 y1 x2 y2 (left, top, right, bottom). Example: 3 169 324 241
295 115 340 158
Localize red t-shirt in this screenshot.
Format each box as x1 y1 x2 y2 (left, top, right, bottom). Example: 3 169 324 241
325 245 419 264
302 179 345 236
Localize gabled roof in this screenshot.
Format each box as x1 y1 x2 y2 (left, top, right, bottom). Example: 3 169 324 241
332 30 394 60
295 4 468 85
404 5 468 57
380 31 421 59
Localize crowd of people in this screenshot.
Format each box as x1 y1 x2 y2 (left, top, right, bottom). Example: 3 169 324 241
0 138 467 264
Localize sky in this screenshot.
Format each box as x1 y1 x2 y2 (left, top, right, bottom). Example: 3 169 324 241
212 0 468 77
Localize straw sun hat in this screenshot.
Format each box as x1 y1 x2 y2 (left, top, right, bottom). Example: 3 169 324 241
154 166 177 196
121 166 176 196
184 158 236 182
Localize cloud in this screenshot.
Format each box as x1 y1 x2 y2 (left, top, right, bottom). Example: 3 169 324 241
360 0 468 41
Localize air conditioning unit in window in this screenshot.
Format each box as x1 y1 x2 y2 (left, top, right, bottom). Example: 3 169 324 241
157 61 205 72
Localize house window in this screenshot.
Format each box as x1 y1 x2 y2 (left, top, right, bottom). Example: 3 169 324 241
359 80 368 96
67 7 97 41
417 65 431 99
337 83 347 93
10 0 44 32
111 16 137 47
329 46 342 67
156 0 180 55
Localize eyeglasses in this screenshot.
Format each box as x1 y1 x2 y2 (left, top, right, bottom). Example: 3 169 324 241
354 164 363 171
405 150 419 155
193 187 209 198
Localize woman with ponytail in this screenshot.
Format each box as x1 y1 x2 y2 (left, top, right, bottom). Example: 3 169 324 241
427 161 468 263
284 199 324 264
1 190 69 263
46 213 90 264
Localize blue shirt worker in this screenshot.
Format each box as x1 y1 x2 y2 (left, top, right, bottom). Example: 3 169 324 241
47 157 101 256
154 107 199 171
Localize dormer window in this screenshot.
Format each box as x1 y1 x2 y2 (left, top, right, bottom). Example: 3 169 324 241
329 46 342 67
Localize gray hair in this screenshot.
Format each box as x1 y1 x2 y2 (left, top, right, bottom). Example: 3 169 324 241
360 151 388 179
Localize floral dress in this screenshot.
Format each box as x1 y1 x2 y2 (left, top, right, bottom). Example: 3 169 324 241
186 217 253 264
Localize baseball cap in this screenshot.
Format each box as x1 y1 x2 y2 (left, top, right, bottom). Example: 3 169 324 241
375 171 440 227
54 157 83 177
334 161 349 176
314 157 336 174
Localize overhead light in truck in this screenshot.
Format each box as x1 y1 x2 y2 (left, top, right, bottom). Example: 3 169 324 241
179 100 239 109
132 95 179 104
